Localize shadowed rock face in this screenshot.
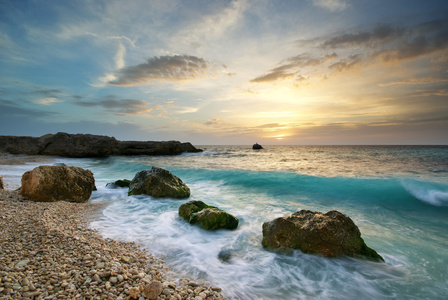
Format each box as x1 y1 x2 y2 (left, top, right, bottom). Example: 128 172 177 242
0 132 202 157
20 166 95 203
262 210 384 262
179 200 239 230
128 167 190 199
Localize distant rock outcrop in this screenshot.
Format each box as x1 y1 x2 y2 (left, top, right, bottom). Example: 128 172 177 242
262 210 384 262
179 200 239 230
0 132 202 157
252 143 263 150
128 167 190 199
20 165 95 203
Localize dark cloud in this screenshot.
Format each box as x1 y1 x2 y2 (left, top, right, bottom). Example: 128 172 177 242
322 24 404 48
76 96 157 115
251 17 448 84
0 100 55 117
328 54 362 71
109 55 215 86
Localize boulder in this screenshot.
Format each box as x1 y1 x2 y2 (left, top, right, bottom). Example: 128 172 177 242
0 132 202 157
262 210 384 262
179 200 239 230
106 179 131 188
20 166 95 203
128 167 190 198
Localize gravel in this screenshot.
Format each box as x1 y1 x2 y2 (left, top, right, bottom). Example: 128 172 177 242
0 189 225 300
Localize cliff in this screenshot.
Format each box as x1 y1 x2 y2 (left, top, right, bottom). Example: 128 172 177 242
0 132 202 157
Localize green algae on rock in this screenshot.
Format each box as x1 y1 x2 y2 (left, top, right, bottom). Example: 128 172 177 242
262 209 384 262
179 200 239 230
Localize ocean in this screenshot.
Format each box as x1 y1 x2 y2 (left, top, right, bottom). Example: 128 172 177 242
1 145 448 299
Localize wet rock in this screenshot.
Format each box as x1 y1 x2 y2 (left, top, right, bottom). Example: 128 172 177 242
106 179 131 188
128 167 190 199
262 209 384 262
179 200 239 230
20 165 95 203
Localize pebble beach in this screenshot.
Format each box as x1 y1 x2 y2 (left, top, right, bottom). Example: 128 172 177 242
0 189 224 300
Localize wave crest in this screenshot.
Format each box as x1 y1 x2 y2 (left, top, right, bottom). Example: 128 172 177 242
402 180 448 207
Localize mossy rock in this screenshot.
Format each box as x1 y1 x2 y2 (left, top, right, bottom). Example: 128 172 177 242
262 210 384 262
179 200 239 230
106 179 131 188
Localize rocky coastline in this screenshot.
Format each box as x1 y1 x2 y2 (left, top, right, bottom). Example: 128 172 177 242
0 133 202 158
0 189 224 299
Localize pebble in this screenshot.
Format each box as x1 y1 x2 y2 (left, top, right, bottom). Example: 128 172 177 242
0 189 225 300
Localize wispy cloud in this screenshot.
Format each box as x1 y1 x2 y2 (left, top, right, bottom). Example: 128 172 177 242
312 0 349 12
35 97 62 105
109 55 217 86
251 17 448 84
379 77 448 87
75 95 159 115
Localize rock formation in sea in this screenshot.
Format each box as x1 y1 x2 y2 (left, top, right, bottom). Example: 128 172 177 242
262 209 384 262
0 132 202 157
252 143 263 150
128 167 190 199
179 200 239 230
106 179 131 188
20 165 95 203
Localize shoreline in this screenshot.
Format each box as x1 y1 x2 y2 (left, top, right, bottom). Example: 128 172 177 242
0 189 224 300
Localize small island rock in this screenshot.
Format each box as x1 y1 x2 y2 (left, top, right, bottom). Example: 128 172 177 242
20 165 95 203
179 200 239 230
252 143 263 150
106 179 131 188
128 167 190 198
262 209 383 262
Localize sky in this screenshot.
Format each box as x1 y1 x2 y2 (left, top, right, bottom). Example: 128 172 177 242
1 0 447 145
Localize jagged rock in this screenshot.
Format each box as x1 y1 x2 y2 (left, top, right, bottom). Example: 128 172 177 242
179 200 239 230
106 179 131 188
252 143 263 150
262 210 384 262
20 165 95 203
128 167 190 198
0 132 202 157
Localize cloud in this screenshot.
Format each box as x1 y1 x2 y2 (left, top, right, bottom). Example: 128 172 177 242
379 77 448 87
322 24 404 48
35 97 63 105
75 96 159 115
203 118 222 126
0 100 55 117
109 55 216 86
251 17 448 84
250 53 337 83
312 0 348 12
328 54 362 71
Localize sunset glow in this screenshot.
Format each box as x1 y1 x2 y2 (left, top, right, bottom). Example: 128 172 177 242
1 0 447 144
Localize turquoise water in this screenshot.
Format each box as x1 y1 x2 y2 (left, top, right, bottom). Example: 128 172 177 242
1 146 448 299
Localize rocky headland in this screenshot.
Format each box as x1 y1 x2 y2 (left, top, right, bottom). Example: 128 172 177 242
0 132 202 158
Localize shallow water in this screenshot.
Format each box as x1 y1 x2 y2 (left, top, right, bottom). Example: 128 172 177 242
1 146 447 299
